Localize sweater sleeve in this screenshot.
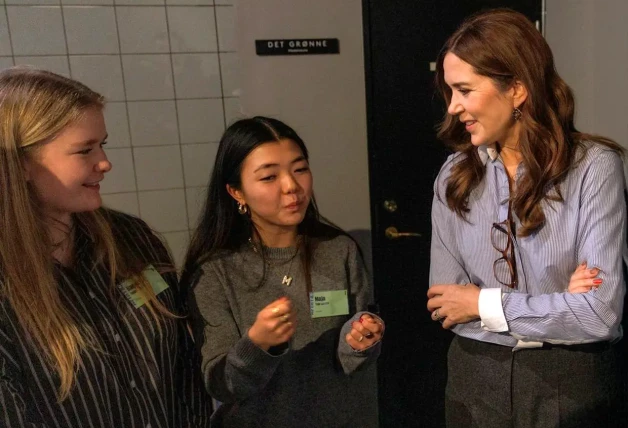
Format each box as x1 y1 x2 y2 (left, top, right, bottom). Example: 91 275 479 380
336 240 382 374
188 263 288 403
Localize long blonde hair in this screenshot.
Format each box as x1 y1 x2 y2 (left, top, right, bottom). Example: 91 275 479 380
0 67 174 401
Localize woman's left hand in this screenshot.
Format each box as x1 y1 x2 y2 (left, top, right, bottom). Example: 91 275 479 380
568 262 601 294
427 284 481 329
346 314 384 351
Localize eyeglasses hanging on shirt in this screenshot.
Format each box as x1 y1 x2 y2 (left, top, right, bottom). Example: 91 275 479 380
491 203 518 289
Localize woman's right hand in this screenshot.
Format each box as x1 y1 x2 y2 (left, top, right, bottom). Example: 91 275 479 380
247 297 296 351
568 262 602 294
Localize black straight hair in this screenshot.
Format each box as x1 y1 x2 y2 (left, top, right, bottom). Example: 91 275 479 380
180 116 354 293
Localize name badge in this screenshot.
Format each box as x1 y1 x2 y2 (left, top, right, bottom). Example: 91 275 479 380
117 265 169 308
309 290 349 318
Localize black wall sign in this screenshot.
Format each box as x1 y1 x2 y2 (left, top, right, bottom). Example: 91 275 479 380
256 38 339 56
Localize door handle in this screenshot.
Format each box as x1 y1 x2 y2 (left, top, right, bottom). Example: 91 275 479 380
385 226 421 240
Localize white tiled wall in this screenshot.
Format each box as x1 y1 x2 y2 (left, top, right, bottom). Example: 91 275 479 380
0 1 242 267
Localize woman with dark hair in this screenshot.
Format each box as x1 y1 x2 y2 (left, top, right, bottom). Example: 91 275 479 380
425 9 626 428
182 116 383 427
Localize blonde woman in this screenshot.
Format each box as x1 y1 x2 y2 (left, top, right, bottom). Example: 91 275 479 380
0 67 211 427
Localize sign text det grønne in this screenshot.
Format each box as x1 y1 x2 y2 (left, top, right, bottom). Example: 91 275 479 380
256 38 339 56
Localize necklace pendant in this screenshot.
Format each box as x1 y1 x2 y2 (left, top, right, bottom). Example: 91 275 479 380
282 275 293 286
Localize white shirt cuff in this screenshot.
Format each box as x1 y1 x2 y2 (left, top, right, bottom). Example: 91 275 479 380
478 288 508 332
513 340 544 351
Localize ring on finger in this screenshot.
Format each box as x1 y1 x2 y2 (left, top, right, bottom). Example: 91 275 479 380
357 335 364 342
434 308 441 321
364 331 374 339
271 307 280 315
281 313 290 322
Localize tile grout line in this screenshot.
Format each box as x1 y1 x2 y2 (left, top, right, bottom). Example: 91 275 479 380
4 3 233 7
57 1 74 80
103 185 206 196
109 141 221 149
100 95 237 102
212 3 228 129
3 3 15 66
164 1 192 235
112 3 142 216
9 50 235 57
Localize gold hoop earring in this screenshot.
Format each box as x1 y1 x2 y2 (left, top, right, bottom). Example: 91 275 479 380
237 202 248 215
512 107 522 121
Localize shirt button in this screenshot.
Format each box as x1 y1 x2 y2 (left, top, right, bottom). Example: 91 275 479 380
114 334 121 342
130 380 137 388
146 425 151 428
88 291 96 299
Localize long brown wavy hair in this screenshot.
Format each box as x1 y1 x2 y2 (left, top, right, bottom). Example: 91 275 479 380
0 67 174 401
435 9 623 236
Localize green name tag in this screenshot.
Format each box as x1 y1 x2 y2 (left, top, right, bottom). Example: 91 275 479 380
118 265 169 308
309 290 349 318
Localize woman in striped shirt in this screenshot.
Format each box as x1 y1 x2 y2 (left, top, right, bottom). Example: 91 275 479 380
426 9 625 428
0 67 211 427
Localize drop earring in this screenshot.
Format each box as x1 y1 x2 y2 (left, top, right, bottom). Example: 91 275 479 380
512 107 522 121
237 202 248 215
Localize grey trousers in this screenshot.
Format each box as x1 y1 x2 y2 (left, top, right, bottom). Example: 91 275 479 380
445 335 625 428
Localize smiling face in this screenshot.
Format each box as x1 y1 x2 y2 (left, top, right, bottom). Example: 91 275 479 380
24 107 111 224
443 52 526 148
228 138 313 238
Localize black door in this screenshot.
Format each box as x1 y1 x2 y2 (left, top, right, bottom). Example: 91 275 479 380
363 2 542 427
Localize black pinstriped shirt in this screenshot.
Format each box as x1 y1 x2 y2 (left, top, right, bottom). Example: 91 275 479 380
0 211 211 428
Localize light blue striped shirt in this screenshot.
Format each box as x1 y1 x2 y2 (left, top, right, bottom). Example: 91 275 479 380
429 142 626 347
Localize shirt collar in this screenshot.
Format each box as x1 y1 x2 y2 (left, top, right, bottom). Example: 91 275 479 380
478 143 499 164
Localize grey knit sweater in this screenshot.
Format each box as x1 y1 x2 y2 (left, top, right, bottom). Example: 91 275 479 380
189 232 380 427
